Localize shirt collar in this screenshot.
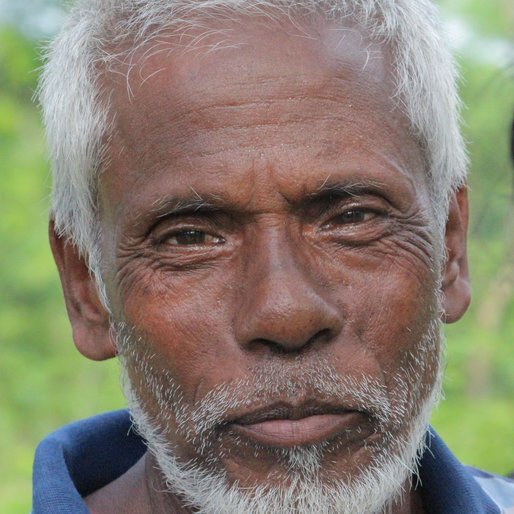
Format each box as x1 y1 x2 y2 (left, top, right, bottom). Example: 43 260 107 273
32 410 500 514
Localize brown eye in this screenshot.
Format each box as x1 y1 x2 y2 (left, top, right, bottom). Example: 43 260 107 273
330 209 377 225
166 229 224 246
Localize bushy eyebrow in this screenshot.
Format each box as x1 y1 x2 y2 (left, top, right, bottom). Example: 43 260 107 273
311 178 386 196
143 178 388 225
302 179 388 207
149 190 220 219
138 192 222 237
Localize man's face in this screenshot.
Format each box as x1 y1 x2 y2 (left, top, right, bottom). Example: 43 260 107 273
98 16 442 511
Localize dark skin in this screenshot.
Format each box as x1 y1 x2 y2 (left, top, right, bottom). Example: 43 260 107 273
50 16 470 514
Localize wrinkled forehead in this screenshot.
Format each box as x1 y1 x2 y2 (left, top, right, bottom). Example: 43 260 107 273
96 13 426 223
102 13 396 117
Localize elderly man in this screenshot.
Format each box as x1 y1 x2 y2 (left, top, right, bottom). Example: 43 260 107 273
32 0 514 512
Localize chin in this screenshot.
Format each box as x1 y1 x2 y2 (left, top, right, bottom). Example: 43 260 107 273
123 367 441 514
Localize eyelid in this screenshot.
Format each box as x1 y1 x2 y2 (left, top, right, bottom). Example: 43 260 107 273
319 195 389 220
165 229 225 246
320 206 381 227
150 218 233 253
145 208 225 239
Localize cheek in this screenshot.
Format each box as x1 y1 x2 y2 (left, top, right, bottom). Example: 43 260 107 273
324 248 441 424
362 274 438 387
119 263 245 396
326 244 439 372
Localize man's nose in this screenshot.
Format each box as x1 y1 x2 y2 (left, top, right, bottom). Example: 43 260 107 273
234 231 343 354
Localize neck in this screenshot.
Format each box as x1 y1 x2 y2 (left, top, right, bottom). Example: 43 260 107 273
144 453 193 514
86 451 426 514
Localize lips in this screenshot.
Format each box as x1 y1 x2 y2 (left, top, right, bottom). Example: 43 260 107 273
227 402 367 448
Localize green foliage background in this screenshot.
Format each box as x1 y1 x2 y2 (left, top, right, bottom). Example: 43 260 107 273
1 1 513 511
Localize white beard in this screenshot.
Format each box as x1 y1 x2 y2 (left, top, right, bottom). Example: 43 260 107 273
116 318 443 514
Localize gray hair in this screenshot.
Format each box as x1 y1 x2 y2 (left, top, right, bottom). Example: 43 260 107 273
38 0 467 307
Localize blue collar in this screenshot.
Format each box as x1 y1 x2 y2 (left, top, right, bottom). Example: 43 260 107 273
33 410 505 513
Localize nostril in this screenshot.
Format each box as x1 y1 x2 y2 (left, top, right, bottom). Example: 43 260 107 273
247 328 334 356
307 328 333 347
247 338 289 355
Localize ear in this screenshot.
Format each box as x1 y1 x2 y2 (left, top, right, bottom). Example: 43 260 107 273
49 220 116 360
441 186 471 323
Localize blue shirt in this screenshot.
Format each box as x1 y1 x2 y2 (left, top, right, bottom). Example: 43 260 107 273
32 410 514 513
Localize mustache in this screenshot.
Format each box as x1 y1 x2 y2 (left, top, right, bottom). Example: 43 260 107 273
114 321 423 444
187 367 394 439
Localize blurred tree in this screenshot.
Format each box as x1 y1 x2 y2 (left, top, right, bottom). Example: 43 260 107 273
0 24 123 512
1 0 513 512
433 0 514 471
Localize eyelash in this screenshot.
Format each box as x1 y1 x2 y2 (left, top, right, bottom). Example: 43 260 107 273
321 202 386 225
162 228 225 246
151 202 387 248
326 208 378 225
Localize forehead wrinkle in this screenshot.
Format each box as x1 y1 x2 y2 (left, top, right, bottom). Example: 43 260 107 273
114 71 389 149
105 24 399 182
106 16 393 122
128 54 389 124
115 92 405 177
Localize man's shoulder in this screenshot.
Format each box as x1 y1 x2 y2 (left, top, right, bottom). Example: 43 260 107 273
419 429 513 513
32 410 146 514
467 467 514 513
32 418 513 514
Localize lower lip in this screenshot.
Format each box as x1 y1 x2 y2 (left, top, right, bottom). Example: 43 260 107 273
231 412 361 448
